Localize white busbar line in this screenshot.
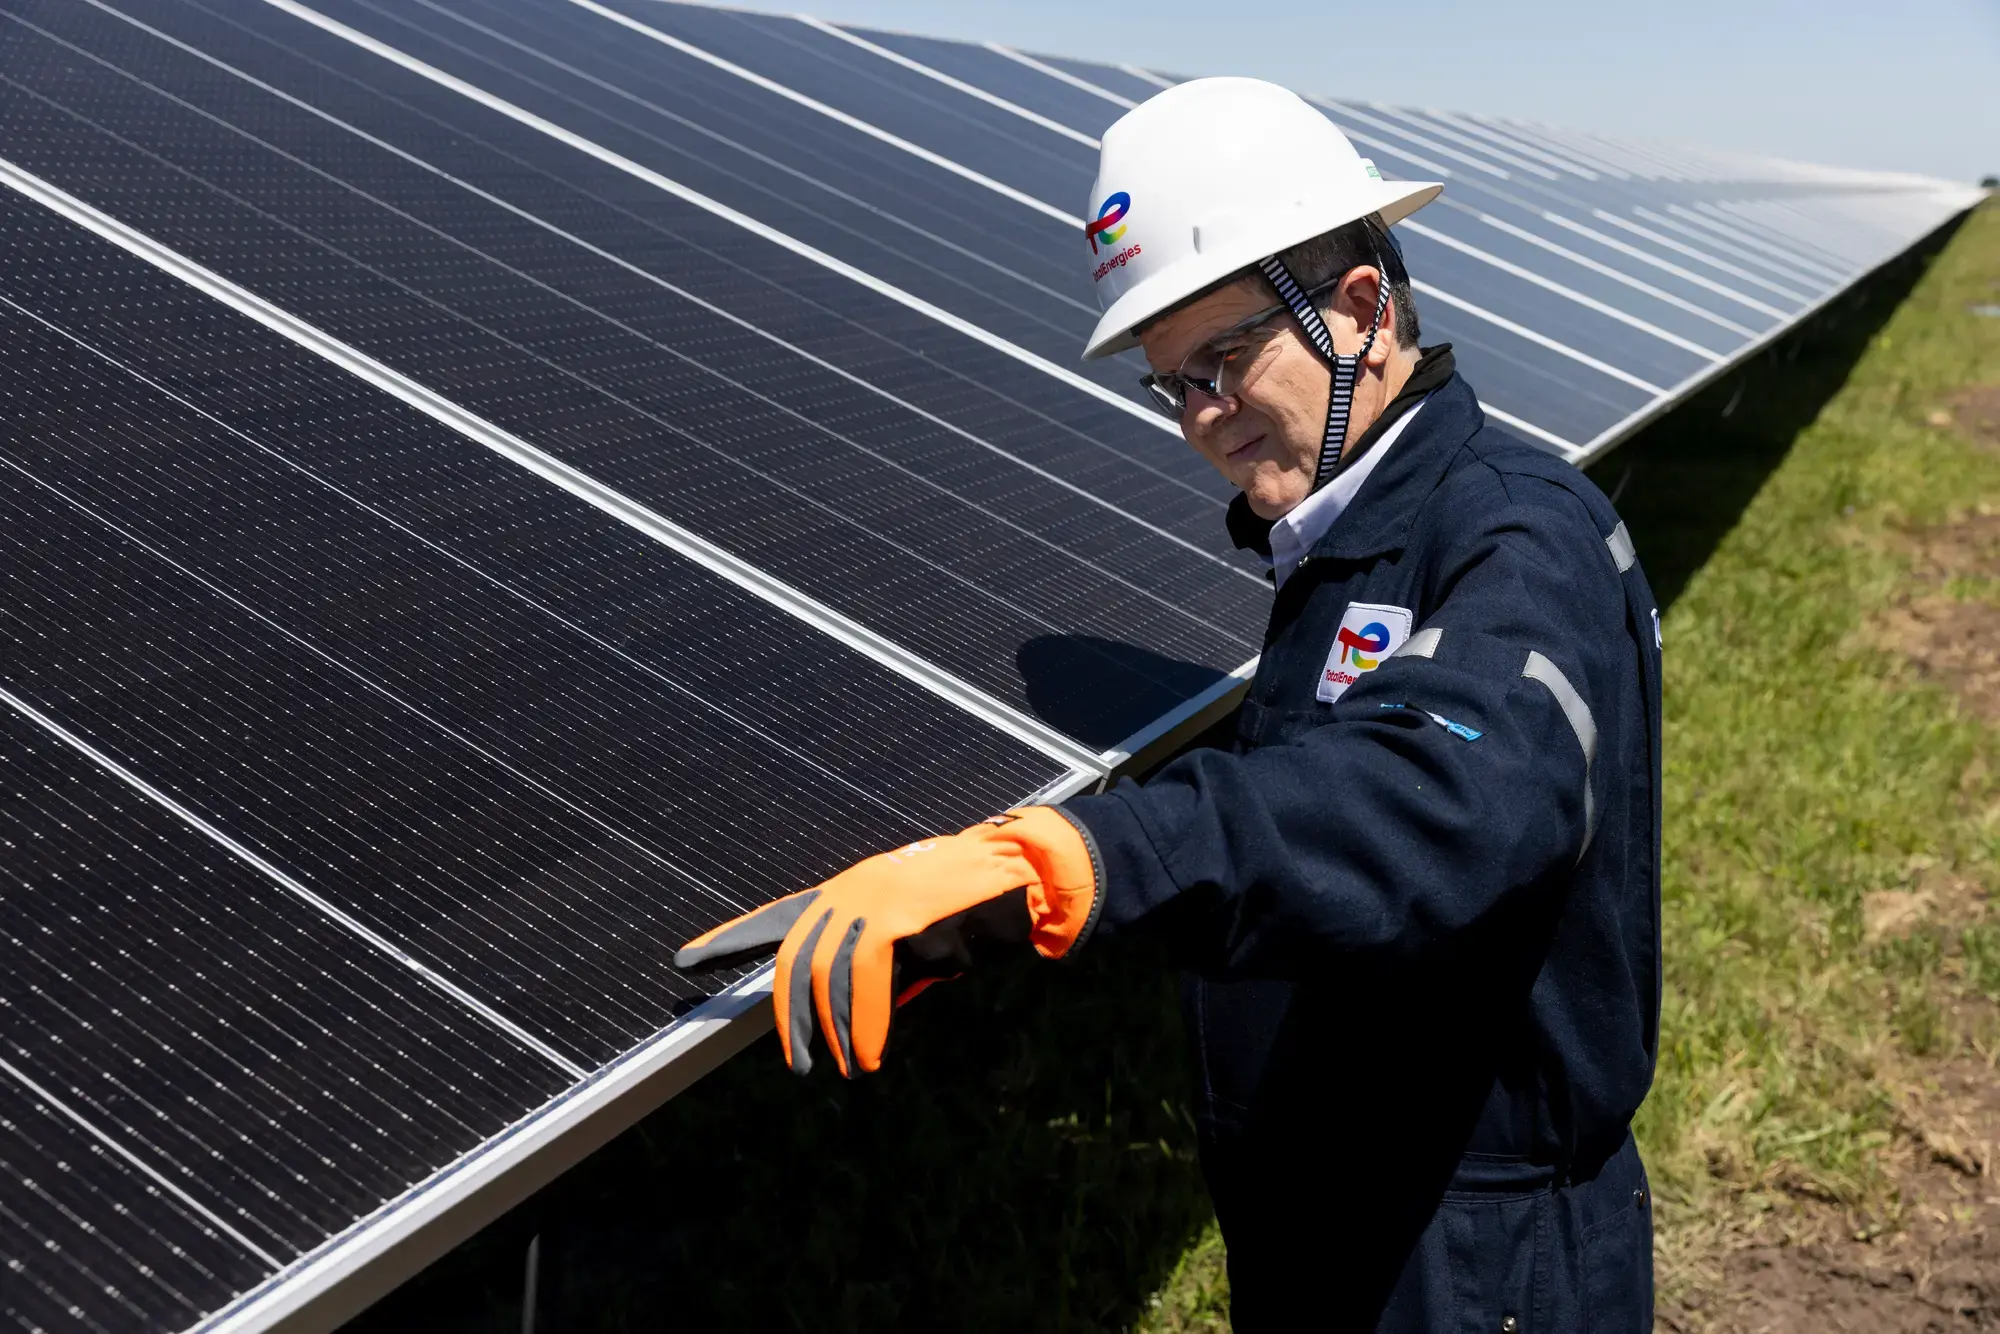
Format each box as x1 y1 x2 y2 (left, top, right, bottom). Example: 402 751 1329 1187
1431 109 1613 180
1469 211 1756 338
79 0 1087 326
134 2 1594 494
1737 198 1882 268
1401 219 1724 361
1339 127 1460 182
268 0 1587 462
1538 212 1790 321
0 155 1109 776
985 42 1136 108
1477 401 1581 458
795 15 1101 148
1663 203 1847 283
1632 206 1832 292
1467 114 1635 181
189 717 1189 1333
1370 103 1561 180
1119 63 1176 89
98 4 1239 568
1710 201 1862 272
1307 96 1509 180
186 968 772 1333
386 0 1094 319
1569 195 1971 467
257 0 1176 439
1410 279 1667 395
557 0 1080 227
0 684 592 1079
0 287 947 831
197 754 1120 1332
0 1055 285 1265
1530 122 1674 180
1590 210 1812 305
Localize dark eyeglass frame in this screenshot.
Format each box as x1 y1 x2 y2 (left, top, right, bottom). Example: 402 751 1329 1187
1138 273 1348 420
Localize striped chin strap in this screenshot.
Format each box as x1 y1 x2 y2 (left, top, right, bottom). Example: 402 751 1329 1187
1256 253 1390 492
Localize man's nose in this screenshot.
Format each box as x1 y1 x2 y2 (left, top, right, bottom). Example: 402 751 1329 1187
1184 387 1237 442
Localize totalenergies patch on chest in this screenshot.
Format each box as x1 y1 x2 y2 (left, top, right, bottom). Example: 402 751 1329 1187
1317 602 1414 703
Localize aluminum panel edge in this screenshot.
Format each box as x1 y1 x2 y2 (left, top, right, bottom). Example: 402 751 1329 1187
189 766 1113 1334
1571 201 1982 470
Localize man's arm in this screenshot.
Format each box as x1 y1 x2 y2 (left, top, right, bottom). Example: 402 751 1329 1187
1064 477 1631 978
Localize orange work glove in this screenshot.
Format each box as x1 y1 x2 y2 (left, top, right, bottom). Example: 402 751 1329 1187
673 807 1099 1078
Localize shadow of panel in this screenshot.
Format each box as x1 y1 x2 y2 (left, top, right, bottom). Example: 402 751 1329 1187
346 940 1209 1333
340 213 1971 1334
1584 212 1968 613
1017 633 1231 751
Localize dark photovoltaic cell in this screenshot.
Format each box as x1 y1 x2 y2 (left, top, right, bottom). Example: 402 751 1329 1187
253 0 1108 375
842 25 1131 140
0 194 1066 1062
0 0 1977 1328
0 2 1266 745
0 176 1079 1324
1021 52 1170 106
0 707 569 1258
0 1068 271 1332
590 0 1100 210
98 0 1183 454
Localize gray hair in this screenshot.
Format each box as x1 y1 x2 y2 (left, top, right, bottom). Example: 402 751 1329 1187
1271 213 1420 350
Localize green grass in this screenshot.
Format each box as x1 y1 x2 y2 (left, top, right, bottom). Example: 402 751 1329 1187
351 204 2000 1333
1632 200 2000 1238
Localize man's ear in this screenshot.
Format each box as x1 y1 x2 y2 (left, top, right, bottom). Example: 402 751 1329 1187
1366 279 1397 369
1336 266 1393 366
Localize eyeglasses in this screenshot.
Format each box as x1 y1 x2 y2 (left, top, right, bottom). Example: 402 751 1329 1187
1138 275 1344 420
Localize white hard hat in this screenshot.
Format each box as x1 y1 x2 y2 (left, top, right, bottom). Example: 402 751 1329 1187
1081 77 1442 361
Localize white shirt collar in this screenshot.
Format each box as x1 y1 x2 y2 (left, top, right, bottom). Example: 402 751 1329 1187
1268 395 1429 589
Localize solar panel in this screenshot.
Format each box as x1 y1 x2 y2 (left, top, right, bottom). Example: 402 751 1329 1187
0 1 1979 1329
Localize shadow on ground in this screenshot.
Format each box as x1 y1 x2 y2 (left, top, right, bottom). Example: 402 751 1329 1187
346 938 1207 1333
342 217 1966 1334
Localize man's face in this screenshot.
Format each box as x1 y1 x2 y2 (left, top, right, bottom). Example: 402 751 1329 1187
1138 270 1389 520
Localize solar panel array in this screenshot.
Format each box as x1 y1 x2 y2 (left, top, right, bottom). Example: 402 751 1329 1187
0 1 1979 1329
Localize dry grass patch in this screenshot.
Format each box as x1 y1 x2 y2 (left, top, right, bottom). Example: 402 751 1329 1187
1931 385 2000 450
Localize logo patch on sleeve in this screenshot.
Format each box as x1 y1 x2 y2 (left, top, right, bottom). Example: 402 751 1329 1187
1318 602 1414 703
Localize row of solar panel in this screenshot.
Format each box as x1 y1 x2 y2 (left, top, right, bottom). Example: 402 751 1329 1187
0 0 1975 1330
110 0 1957 453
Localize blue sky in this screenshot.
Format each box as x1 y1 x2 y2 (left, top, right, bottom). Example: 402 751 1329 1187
808 0 1999 184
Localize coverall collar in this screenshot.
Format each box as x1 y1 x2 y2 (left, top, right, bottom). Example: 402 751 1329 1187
1226 343 1458 563
1267 396 1428 589
1305 353 1484 565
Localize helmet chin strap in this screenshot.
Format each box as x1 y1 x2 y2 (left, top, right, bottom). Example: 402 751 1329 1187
1256 253 1391 493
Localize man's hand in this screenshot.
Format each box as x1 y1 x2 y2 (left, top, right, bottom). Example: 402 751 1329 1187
674 807 1098 1077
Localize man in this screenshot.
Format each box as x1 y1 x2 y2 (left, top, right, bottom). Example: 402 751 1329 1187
678 78 1662 1331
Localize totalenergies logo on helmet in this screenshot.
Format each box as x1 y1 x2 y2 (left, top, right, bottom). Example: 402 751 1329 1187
1085 192 1141 282
1085 192 1129 253
1335 621 1392 671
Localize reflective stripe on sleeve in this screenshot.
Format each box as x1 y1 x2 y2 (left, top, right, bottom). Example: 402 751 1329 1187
1605 521 1637 573
1523 650 1599 855
1398 626 1443 659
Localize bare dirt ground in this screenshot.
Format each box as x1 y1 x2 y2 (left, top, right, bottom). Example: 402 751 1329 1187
1936 386 2000 452
1878 507 2000 723
1663 1054 2000 1333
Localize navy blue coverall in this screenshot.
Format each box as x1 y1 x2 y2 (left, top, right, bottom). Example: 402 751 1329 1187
1061 354 1663 1331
